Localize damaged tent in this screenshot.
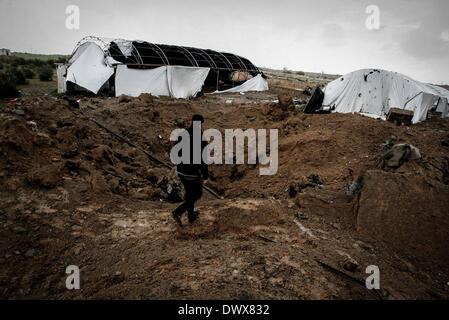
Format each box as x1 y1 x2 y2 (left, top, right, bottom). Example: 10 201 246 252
57 36 268 99
320 69 449 123
211 74 269 94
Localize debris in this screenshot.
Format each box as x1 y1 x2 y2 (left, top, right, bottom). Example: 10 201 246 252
376 143 421 169
157 176 183 203
303 86 327 114
26 121 38 130
386 108 414 126
355 240 374 253
341 256 359 272
345 180 362 196
303 86 312 96
288 183 298 198
293 219 315 238
316 259 383 300
307 174 323 186
8 98 21 105
296 212 308 220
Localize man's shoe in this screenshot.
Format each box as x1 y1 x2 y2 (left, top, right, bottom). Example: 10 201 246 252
188 210 199 224
172 211 183 227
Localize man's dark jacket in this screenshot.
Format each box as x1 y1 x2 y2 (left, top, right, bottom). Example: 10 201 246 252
176 125 208 179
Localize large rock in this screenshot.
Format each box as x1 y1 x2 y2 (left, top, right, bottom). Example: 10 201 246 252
356 170 449 267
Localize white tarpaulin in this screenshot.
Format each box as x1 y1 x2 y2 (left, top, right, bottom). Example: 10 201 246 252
66 42 114 94
212 74 268 94
56 64 67 94
167 66 210 99
115 65 170 97
322 69 449 123
115 65 210 99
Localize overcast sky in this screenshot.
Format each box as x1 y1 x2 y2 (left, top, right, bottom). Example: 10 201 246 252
1 0 448 83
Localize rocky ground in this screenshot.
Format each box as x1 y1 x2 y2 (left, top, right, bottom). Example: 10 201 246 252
0 85 448 299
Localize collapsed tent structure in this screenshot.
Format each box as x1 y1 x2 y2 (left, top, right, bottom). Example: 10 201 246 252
57 36 268 99
317 69 449 123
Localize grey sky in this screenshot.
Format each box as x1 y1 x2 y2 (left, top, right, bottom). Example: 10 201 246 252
1 0 448 83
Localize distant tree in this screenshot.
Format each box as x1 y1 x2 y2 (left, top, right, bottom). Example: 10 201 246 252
38 65 53 81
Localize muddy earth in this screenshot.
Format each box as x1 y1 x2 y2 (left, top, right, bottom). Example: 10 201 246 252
0 88 448 299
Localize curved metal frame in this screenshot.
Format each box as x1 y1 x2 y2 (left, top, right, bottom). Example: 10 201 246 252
195 48 218 69
148 43 170 65
69 36 261 77
175 45 199 67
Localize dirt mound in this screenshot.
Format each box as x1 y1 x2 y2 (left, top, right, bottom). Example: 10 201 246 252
356 170 449 268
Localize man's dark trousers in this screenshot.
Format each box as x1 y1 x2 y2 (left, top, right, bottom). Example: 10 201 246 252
173 176 203 221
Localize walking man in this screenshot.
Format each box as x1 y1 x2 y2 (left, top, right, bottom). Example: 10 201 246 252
172 114 208 227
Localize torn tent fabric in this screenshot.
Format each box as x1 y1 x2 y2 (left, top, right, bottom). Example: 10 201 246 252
212 74 269 94
115 65 210 99
322 69 449 123
115 65 170 97
166 66 210 99
66 42 114 94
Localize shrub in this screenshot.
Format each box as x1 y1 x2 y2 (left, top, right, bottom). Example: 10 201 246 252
11 57 26 67
38 65 53 81
29 58 45 67
0 69 20 97
12 67 28 85
22 67 35 79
